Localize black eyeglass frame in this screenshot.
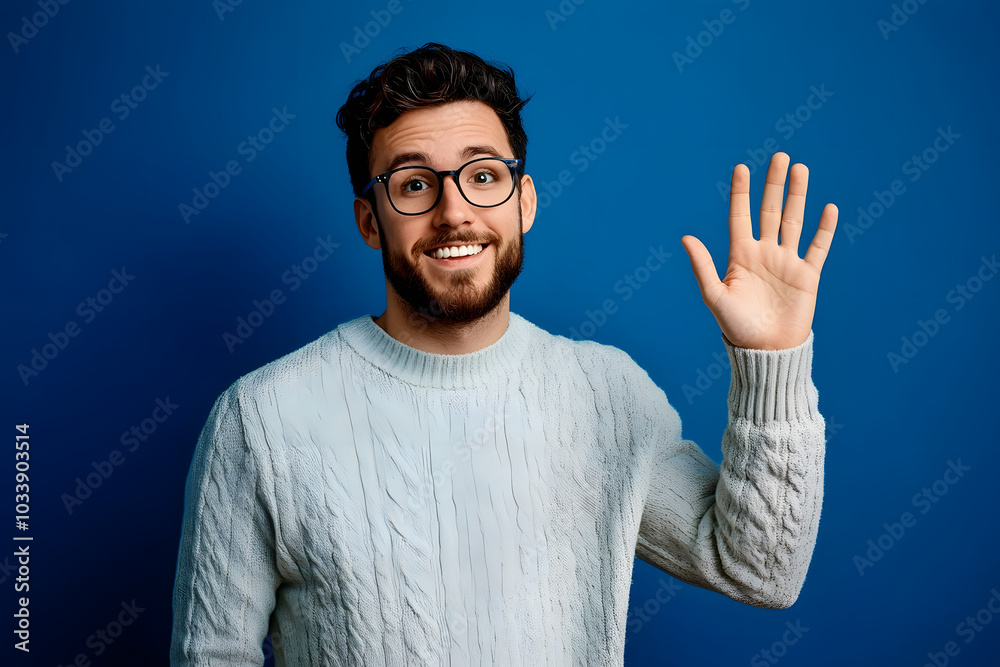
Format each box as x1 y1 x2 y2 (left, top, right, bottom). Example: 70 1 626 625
362 157 523 216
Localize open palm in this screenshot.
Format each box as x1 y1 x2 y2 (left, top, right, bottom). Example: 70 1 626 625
681 153 838 350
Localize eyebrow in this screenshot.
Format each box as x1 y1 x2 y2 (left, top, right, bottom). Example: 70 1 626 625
384 145 504 172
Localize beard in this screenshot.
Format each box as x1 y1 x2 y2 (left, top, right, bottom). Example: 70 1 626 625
377 207 525 324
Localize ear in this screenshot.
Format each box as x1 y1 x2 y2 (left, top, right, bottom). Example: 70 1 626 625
518 174 536 234
354 197 381 249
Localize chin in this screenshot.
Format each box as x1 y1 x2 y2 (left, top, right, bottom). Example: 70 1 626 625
381 232 524 324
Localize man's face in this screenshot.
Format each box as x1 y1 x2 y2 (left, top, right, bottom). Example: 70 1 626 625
355 100 536 322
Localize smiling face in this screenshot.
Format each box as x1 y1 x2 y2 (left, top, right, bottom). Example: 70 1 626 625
355 100 536 323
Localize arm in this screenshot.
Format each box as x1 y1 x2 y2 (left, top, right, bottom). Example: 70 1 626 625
634 333 825 608
170 387 280 666
634 152 836 606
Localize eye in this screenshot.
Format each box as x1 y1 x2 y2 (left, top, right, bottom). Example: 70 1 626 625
400 175 434 195
469 170 497 186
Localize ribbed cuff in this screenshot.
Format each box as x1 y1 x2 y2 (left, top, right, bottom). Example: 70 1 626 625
723 331 820 424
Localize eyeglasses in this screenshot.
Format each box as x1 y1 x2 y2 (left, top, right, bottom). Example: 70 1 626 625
362 157 523 216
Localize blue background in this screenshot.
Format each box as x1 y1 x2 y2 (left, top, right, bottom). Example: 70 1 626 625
2 0 998 664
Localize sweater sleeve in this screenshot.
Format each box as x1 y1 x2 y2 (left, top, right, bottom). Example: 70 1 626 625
170 386 280 665
633 332 825 609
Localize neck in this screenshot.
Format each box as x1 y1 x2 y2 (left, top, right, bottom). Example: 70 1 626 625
374 292 511 355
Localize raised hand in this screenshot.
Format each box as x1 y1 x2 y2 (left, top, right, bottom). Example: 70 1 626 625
681 153 838 350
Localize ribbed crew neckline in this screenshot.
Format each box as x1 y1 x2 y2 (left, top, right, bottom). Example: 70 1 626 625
337 312 533 389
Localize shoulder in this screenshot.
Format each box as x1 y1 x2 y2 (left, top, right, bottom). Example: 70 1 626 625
513 314 680 438
512 313 653 385
221 315 366 408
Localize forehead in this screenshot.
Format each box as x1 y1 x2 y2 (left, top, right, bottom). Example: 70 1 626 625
369 100 512 172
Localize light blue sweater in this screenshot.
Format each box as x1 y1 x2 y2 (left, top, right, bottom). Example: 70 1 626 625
170 313 825 666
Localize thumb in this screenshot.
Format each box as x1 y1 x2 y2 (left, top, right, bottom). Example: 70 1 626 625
681 235 722 303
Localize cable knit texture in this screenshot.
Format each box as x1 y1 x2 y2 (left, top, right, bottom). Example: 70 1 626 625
170 313 825 666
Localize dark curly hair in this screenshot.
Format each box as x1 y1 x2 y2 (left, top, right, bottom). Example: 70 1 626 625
336 42 532 198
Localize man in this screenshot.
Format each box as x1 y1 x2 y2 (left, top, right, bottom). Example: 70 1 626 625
170 43 838 665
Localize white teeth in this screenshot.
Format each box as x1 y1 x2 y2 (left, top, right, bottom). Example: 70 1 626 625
430 244 483 259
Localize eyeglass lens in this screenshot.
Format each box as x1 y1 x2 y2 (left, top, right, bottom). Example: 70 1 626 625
385 158 514 214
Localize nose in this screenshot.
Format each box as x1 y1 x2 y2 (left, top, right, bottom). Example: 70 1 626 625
431 173 475 229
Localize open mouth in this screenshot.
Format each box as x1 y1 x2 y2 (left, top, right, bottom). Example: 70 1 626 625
423 243 488 260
